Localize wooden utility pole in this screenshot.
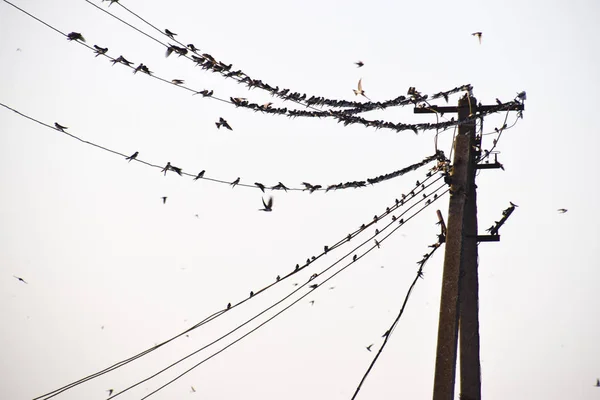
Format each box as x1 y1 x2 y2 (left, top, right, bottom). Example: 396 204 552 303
414 94 524 400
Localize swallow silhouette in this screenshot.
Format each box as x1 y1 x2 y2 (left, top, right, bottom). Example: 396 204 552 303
231 177 240 188
259 196 273 211
249 291 254 297
557 208 568 213
187 44 199 53
271 182 288 191
161 162 171 176
227 303 231 309
472 32 482 44
54 122 68 131
309 300 315 306
107 389 114 396
161 197 167 204
309 284 318 289
67 32 85 42
13 275 28 284
254 182 266 192
125 151 138 162
595 379 600 387
366 344 373 352
215 117 232 130
355 60 364 68
112 55 133 66
93 45 108 57
194 89 213 97
353 78 370 100
165 29 177 39
194 170 205 180
171 79 184 85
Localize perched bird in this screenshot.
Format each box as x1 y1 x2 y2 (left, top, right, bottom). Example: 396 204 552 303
112 55 133 66
93 45 108 57
309 284 318 289
196 89 213 97
259 196 273 212
353 78 370 100
54 122 68 132
353 254 358 262
472 31 482 44
161 197 167 204
227 303 231 309
516 91 527 101
366 344 373 352
557 208 568 213
67 32 85 42
164 29 177 39
355 60 364 68
271 182 289 191
254 182 266 192
125 151 138 162
13 275 28 284
107 389 114 396
171 79 184 85
230 177 240 188
249 291 254 298
187 44 199 53
595 379 600 387
161 162 171 176
215 117 232 130
194 170 205 180
374 239 380 248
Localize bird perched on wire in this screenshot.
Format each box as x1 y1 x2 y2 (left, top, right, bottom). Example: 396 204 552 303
194 170 205 180
125 151 138 162
171 79 184 85
54 122 68 132
93 45 108 57
259 197 273 212
67 32 85 42
112 55 133 66
557 208 568 214
215 117 232 130
472 32 482 44
231 177 240 188
353 78 370 100
355 60 364 68
164 29 177 39
255 182 266 193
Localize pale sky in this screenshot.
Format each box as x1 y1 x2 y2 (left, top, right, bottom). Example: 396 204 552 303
1 0 599 399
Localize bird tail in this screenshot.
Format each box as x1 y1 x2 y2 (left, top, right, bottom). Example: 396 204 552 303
215 122 221 129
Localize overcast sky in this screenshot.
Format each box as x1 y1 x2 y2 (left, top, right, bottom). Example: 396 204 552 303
1 0 599 399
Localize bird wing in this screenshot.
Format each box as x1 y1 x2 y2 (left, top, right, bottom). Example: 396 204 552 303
267 197 273 208
262 197 268 209
357 78 363 92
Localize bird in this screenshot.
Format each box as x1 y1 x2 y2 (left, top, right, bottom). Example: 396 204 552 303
54 122 68 132
171 79 184 85
93 45 108 57
254 182 266 192
187 44 199 53
231 177 240 188
161 162 172 176
194 170 205 180
472 32 482 44
107 389 114 396
67 32 85 42
112 55 133 66
215 117 232 130
259 196 273 212
557 208 568 213
355 60 364 68
309 300 315 306
249 291 254 297
13 275 27 284
595 379 600 387
164 29 177 39
125 151 138 162
353 254 358 261
353 78 370 100
366 344 373 352
191 386 196 393
309 284 318 289
374 239 380 248
227 303 231 309
161 197 167 204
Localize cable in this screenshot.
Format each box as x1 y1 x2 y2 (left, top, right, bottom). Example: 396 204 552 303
0 102 442 193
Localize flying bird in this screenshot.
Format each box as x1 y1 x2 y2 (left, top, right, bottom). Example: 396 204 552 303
93 45 108 57
161 197 167 204
472 32 482 44
164 29 177 39
54 122 68 131
215 117 232 130
259 196 273 212
125 151 138 162
557 208 568 213
231 177 240 188
107 389 114 396
355 60 364 68
366 344 373 352
13 275 28 284
309 300 315 306
353 78 370 100
67 32 85 42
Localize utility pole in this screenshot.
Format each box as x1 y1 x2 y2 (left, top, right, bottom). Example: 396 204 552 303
414 93 524 400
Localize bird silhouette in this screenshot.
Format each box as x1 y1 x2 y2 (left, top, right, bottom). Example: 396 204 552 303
557 208 568 213
125 151 138 162
227 303 231 309
595 379 600 387
353 78 370 100
112 55 133 66
191 386 196 393
107 389 114 396
13 275 27 284
93 45 108 57
161 197 167 204
67 32 85 42
171 79 184 85
355 61 364 68
187 44 199 53
366 344 373 352
249 291 254 298
472 32 482 44
510 201 518 208
215 117 232 130
54 122 68 132
309 300 315 306
164 29 177 39
259 196 273 212
231 177 240 188
255 182 266 192
194 170 205 180
309 284 318 289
